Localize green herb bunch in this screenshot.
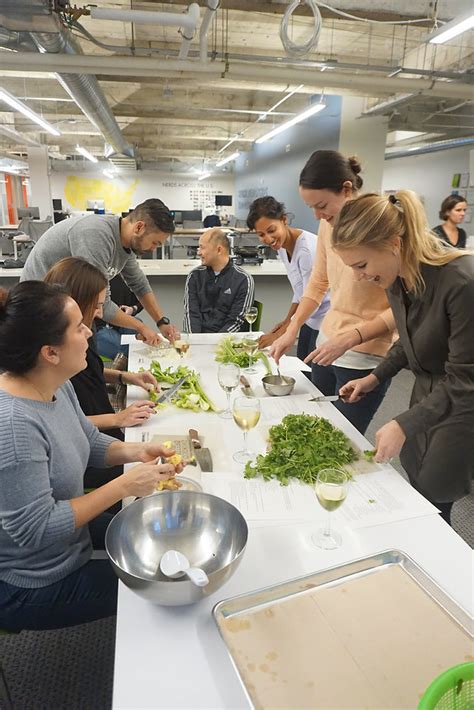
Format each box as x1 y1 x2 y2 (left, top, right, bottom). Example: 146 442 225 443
244 413 357 485
215 336 272 374
147 361 219 412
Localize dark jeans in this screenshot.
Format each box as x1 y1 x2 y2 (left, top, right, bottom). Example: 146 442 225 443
311 363 391 435
96 324 136 359
297 324 318 381
0 513 117 632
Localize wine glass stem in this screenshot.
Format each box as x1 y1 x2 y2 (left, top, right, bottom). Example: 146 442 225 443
248 352 251 369
243 430 248 455
249 322 252 333
226 390 231 414
325 512 332 539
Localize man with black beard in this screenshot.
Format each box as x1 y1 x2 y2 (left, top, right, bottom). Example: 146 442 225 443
21 199 179 343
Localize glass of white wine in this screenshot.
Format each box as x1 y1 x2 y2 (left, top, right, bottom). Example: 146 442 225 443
218 362 240 419
244 306 258 333
232 395 261 463
174 334 189 358
242 333 259 375
312 468 349 550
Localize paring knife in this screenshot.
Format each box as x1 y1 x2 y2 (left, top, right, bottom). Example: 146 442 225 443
188 428 213 472
154 376 187 404
240 374 254 397
309 394 342 402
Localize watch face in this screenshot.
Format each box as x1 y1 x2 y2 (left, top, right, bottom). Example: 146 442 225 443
158 316 170 326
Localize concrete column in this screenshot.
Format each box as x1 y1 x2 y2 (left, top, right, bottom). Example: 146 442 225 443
338 96 388 192
27 146 52 219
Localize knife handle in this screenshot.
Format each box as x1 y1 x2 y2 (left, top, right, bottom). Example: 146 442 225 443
189 428 202 449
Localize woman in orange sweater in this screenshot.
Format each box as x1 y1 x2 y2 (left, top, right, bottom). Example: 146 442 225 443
270 150 396 433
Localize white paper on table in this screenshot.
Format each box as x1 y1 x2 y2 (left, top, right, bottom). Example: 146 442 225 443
278 355 312 372
334 469 438 529
202 473 317 521
259 394 317 422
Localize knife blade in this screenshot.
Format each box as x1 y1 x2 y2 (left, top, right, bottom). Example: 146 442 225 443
154 376 187 405
240 374 254 397
309 394 341 402
188 428 213 472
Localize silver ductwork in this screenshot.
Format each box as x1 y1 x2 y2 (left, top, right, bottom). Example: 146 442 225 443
0 0 135 162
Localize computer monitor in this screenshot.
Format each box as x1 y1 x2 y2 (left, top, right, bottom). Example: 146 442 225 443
52 199 63 211
17 206 40 219
86 199 105 210
215 195 232 207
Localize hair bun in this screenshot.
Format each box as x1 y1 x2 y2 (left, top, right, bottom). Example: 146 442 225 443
348 156 362 175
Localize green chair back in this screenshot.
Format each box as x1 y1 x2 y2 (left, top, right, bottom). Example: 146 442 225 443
253 300 263 331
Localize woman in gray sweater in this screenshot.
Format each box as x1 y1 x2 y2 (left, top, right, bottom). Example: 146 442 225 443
0 281 182 631
332 191 474 525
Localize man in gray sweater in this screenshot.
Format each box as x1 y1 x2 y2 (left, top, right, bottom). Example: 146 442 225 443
21 199 179 343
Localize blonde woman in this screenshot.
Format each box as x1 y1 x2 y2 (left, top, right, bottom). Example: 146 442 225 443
332 190 474 525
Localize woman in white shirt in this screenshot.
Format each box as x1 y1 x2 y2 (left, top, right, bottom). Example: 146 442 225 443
247 196 330 361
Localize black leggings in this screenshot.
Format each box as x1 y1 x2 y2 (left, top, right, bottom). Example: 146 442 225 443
437 501 453 526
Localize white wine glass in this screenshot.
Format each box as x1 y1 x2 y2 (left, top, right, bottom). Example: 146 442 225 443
312 468 349 550
174 333 189 358
217 362 240 419
242 334 259 375
232 395 261 464
244 306 258 333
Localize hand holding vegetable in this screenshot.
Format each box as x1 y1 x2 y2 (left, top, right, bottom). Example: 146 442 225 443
119 461 179 498
123 370 159 392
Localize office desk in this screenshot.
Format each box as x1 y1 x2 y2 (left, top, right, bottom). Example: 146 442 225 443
112 338 473 710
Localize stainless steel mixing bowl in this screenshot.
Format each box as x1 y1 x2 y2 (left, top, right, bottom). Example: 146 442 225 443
105 491 248 606
262 374 296 396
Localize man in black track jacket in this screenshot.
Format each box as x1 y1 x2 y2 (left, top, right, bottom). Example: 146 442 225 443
183 228 255 333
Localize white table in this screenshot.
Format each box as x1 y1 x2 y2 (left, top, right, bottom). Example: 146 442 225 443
113 338 473 710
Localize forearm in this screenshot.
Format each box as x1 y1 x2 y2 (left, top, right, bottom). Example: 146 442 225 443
70 478 125 528
284 302 299 322
104 440 146 467
139 291 165 323
87 413 119 431
108 308 142 332
340 312 397 351
287 296 320 332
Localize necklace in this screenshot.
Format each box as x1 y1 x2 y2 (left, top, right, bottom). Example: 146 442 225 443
22 376 52 402
399 277 410 294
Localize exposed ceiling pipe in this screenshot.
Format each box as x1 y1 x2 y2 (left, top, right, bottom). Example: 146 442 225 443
199 0 220 62
90 4 201 61
386 136 474 159
28 14 135 159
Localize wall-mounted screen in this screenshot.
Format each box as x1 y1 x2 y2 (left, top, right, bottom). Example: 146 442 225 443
215 195 232 206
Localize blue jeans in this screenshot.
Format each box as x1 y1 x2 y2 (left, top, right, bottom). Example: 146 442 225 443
95 325 136 360
0 514 117 632
311 363 391 434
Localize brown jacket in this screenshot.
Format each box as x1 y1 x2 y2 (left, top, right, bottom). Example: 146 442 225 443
373 256 474 502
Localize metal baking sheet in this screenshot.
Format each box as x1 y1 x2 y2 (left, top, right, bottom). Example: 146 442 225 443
213 550 473 709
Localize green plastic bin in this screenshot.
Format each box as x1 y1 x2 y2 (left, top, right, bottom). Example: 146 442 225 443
418 663 474 710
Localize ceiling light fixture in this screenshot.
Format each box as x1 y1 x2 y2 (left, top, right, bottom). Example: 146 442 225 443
256 101 326 144
0 88 61 136
198 172 212 181
76 144 98 163
428 11 474 44
216 151 239 168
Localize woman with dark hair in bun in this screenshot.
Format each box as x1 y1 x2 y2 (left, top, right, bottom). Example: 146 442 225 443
433 194 467 248
0 282 182 631
246 195 330 361
270 150 397 434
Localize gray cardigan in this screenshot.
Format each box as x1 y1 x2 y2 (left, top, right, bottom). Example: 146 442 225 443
373 256 474 501
0 382 116 588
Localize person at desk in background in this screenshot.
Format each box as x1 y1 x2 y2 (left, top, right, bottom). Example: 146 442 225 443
44 258 157 489
0 281 183 631
331 191 474 525
246 195 330 362
183 228 255 333
433 194 468 249
270 150 397 434
20 199 180 344
95 273 144 361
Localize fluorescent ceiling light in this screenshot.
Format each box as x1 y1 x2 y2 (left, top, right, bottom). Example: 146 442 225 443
256 101 325 144
0 88 61 136
428 11 474 44
76 144 98 163
198 172 211 181
216 151 239 168
362 93 417 116
0 125 42 147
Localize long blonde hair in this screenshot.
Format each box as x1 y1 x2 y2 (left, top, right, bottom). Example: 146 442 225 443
331 190 469 294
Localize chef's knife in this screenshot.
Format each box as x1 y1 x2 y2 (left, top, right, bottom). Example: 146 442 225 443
188 428 213 472
240 375 254 397
309 394 342 402
154 376 187 405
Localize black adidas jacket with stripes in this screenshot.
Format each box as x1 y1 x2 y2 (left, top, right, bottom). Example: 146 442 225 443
183 259 255 333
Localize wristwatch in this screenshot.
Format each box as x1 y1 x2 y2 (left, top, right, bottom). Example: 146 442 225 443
156 316 170 327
